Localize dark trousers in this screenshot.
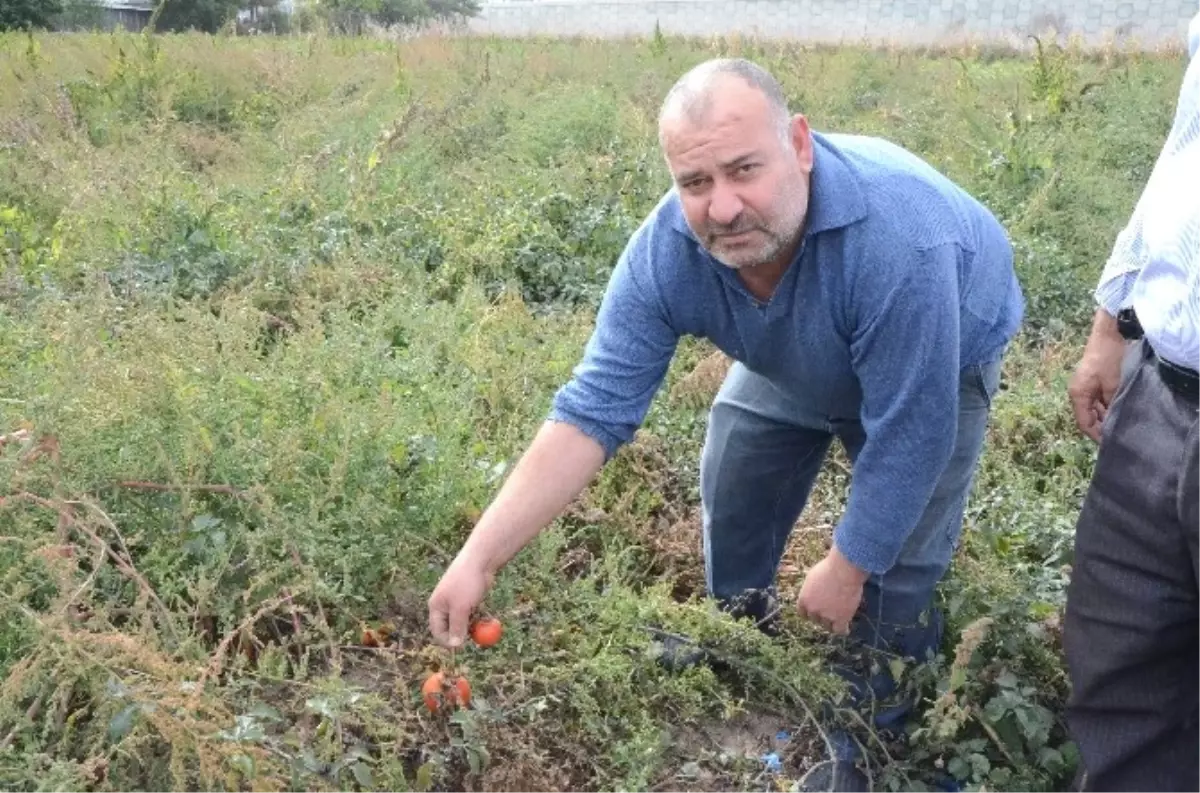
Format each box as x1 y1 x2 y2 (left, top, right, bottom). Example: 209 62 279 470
1064 339 1200 792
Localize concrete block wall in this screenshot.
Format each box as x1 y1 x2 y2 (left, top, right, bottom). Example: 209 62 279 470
465 0 1199 49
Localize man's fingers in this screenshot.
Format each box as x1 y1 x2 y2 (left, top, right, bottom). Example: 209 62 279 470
428 598 451 646
797 603 837 634
797 606 818 629
446 604 469 648
1082 405 1104 443
1069 392 1093 432
1081 414 1101 443
1069 389 1105 442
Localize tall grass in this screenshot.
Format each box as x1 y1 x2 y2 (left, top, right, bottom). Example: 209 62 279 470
0 27 1190 792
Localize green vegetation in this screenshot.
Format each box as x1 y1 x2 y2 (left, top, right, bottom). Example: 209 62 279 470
0 27 1189 792
0 0 64 32
2 0 479 37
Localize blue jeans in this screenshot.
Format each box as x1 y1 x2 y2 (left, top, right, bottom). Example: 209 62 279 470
700 356 1003 750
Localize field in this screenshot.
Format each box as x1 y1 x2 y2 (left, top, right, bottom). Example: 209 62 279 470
0 26 1190 792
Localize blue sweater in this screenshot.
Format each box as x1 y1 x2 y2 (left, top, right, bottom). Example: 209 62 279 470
549 131 1024 575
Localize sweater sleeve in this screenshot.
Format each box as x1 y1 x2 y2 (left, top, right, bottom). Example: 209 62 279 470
835 242 962 575
547 233 681 460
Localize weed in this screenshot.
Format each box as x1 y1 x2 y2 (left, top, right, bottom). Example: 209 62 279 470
0 28 1181 792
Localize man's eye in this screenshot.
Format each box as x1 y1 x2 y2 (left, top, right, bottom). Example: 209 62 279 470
738 163 758 174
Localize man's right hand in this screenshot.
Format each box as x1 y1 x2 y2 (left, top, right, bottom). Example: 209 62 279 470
428 553 495 648
1068 309 1127 443
423 420 608 648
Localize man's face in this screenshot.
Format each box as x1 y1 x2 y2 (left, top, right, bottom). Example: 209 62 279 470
661 80 814 271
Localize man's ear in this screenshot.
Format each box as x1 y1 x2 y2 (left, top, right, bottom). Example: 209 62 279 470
790 114 814 174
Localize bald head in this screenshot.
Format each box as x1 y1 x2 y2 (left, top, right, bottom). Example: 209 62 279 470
654 57 813 273
657 58 792 151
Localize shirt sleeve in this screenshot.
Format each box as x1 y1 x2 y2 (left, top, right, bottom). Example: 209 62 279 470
1095 206 1148 317
835 242 962 576
1095 19 1200 316
547 234 681 460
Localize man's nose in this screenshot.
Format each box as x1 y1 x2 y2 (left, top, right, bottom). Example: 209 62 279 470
707 183 744 227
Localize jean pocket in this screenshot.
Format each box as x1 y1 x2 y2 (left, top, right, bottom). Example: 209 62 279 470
966 359 1003 410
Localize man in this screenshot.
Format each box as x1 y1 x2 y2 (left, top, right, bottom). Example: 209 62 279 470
1064 9 1199 791
427 58 1023 788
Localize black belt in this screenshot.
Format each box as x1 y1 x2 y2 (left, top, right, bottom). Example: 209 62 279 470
1154 350 1199 402
1117 308 1199 402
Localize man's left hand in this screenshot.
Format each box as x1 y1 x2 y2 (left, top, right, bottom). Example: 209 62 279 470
797 547 869 634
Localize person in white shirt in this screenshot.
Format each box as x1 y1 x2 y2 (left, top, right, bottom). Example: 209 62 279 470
1064 7 1200 790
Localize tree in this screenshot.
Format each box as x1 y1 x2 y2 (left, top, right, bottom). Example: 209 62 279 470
151 0 243 32
54 0 108 31
317 0 479 33
0 0 64 30
377 0 478 26
422 0 478 21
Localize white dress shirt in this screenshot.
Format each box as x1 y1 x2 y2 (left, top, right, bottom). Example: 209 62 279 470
1095 7 1200 372
1194 4 1200 57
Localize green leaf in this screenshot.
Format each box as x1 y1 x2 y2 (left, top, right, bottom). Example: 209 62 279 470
108 703 139 742
888 658 906 683
1028 600 1056 619
219 714 265 742
350 761 373 788
191 514 222 532
969 753 991 779
414 762 433 792
993 716 1024 755
300 748 325 773
305 696 336 719
983 695 1009 722
230 753 255 778
947 756 968 779
344 744 372 763
1038 746 1065 774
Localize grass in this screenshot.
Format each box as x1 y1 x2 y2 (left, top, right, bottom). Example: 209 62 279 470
0 25 1191 792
